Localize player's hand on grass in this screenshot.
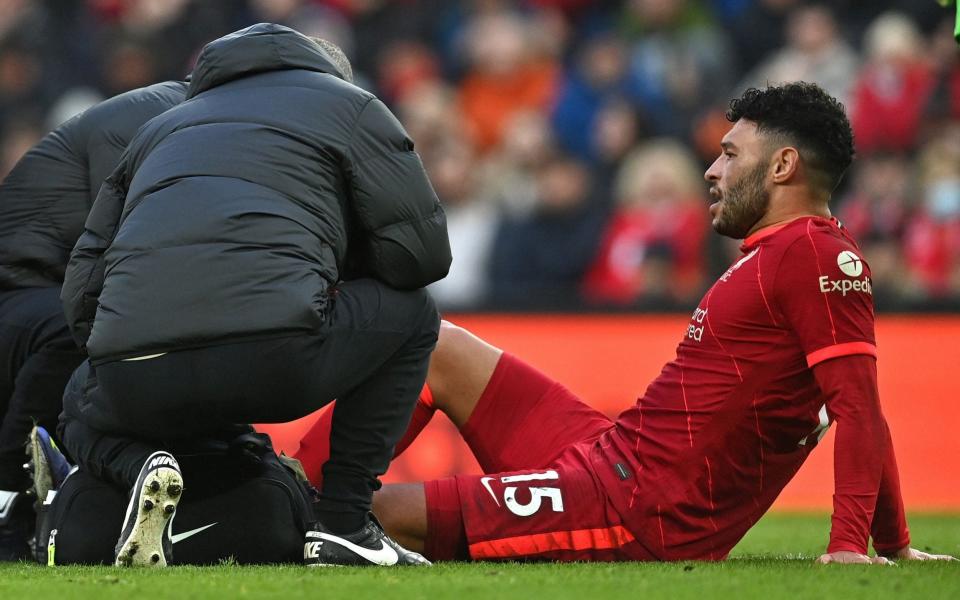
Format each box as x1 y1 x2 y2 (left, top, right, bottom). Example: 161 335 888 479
817 551 894 565
881 547 958 561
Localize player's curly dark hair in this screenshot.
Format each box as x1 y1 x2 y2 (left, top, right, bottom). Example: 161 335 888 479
726 82 854 194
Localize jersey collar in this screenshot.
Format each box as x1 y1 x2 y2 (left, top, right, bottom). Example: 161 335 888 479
739 216 839 252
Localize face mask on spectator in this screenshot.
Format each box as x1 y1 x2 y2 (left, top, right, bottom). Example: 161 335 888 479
927 179 960 220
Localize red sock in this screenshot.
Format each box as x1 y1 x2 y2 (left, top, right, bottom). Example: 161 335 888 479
424 477 469 560
293 404 334 487
293 385 437 488
395 384 437 457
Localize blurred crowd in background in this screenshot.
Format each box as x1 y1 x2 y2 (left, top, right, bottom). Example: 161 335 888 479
1 0 958 311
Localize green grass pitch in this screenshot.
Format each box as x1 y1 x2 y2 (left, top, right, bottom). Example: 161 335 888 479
1 513 957 600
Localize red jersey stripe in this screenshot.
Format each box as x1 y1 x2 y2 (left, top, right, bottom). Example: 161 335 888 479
755 246 778 325
806 341 878 367
806 220 838 344
469 525 636 559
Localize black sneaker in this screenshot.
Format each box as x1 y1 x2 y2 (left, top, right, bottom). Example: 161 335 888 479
115 451 183 567
303 515 431 567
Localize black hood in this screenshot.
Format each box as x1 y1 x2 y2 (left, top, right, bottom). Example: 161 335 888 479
188 23 347 99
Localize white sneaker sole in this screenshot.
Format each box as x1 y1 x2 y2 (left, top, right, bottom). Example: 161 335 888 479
28 429 54 503
115 467 183 567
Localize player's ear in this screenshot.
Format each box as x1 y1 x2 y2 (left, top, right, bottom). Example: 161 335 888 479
770 147 800 184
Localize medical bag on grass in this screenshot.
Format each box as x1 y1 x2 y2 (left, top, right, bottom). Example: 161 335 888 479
34 433 313 565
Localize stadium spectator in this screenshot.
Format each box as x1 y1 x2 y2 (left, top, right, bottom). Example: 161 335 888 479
925 15 960 126
837 154 915 302
903 123 960 298
426 136 498 311
458 10 559 153
376 40 441 106
582 139 708 306
488 151 607 309
739 4 858 106
850 12 935 154
551 33 636 162
621 0 736 138
727 0 802 74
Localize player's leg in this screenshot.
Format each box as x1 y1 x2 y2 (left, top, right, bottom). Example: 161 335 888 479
371 483 430 554
0 288 84 488
424 321 503 428
58 365 183 567
293 392 436 488
451 342 615 473
58 369 159 489
298 320 614 483
293 320 497 483
375 452 648 562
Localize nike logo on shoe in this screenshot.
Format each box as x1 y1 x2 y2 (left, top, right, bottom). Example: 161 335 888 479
309 531 400 565
147 455 179 469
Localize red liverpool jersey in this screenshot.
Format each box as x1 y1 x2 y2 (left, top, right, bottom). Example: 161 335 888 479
591 216 893 560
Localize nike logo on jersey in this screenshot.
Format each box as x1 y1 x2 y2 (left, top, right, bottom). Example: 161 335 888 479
311 532 399 565
480 476 501 506
170 522 218 544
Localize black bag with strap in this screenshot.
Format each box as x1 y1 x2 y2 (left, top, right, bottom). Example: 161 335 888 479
34 432 314 565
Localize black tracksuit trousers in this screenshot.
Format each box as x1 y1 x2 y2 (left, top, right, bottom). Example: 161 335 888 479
59 279 439 530
0 288 84 491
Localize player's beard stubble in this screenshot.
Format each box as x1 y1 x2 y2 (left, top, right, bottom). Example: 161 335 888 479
711 161 770 240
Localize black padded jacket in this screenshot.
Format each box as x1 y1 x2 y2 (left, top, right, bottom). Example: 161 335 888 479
61 23 450 362
0 81 187 290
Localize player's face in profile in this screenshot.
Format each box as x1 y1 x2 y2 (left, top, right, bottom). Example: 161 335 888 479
704 120 771 239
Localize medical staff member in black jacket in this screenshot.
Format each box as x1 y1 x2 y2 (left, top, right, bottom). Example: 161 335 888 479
60 24 450 568
0 79 187 560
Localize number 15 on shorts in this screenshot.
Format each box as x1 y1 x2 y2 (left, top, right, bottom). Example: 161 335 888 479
480 470 565 517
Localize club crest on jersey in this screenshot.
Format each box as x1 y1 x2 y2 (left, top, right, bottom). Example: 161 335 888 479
686 307 707 342
720 248 759 282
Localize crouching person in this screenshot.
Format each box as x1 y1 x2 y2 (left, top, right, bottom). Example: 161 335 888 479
58 23 450 568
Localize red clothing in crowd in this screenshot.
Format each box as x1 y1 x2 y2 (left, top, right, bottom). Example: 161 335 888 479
851 62 936 153
903 212 960 296
582 201 707 304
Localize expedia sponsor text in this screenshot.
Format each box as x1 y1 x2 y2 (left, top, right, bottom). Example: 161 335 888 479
819 276 872 296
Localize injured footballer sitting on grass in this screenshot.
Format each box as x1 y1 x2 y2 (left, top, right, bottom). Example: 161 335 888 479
293 82 957 565
32 81 957 568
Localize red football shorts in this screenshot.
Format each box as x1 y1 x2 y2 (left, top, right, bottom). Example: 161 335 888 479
425 353 649 561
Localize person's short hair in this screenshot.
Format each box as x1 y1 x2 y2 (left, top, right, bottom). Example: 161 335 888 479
310 37 353 83
726 82 854 194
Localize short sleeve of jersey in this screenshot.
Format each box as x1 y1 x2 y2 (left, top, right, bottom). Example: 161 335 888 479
772 225 877 367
